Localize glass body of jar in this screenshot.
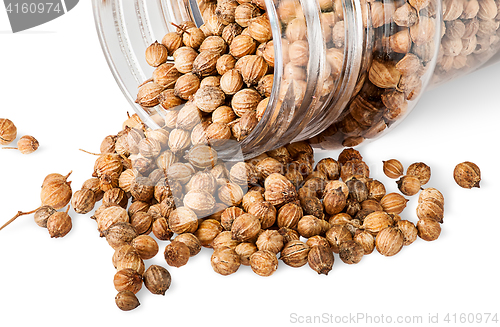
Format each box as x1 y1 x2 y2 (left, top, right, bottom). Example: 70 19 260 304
93 0 500 157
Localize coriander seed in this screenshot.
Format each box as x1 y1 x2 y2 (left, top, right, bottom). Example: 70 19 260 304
339 240 364 264
34 205 56 228
308 245 335 275
417 217 441 241
132 235 159 260
375 226 404 257
164 241 190 268
453 161 481 189
0 118 17 145
175 233 202 256
235 242 258 266
113 268 143 294
397 175 421 196
211 246 241 275
250 250 278 277
143 265 171 295
279 240 310 268
46 206 72 238
115 290 140 311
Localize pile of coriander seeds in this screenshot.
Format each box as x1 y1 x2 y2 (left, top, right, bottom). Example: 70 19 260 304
67 111 446 311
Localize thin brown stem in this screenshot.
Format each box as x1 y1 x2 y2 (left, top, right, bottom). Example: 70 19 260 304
0 207 41 231
171 22 189 34
79 149 101 156
2 147 18 150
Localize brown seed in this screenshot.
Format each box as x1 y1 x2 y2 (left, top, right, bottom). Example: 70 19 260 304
34 205 56 228
231 88 262 116
221 206 245 231
168 207 199 234
235 3 260 27
175 233 202 256
297 215 330 238
193 51 220 77
339 240 364 264
132 235 159 260
217 54 238 76
280 240 310 268
103 222 137 250
277 202 303 229
193 86 226 113
247 201 276 229
308 245 334 275
383 159 404 179
229 35 257 58
115 290 140 311
396 220 418 246
41 173 73 210
354 230 375 255
235 242 258 266
136 82 164 107
143 265 171 295
248 14 272 43
145 41 168 67
212 230 240 250
406 162 431 185
0 118 17 145
362 211 393 235
114 268 143 294
211 246 241 276
161 32 183 55
397 175 421 196
255 230 284 254
158 89 184 110
340 160 370 181
103 188 129 209
82 177 104 202
264 173 298 206
195 219 223 247
416 199 444 223
164 241 190 267
218 182 244 206
417 217 441 241
237 55 268 87
453 161 481 189
369 59 401 89
221 23 243 45
130 212 153 235
183 27 206 49
380 193 409 214
325 224 353 253
231 213 261 242
97 206 129 235
376 226 404 256
46 209 72 238
242 190 264 211
250 250 278 277
323 188 347 215
278 227 301 244
71 188 96 214
220 69 244 95
419 187 444 204
174 73 200 100
199 36 228 55
173 47 198 74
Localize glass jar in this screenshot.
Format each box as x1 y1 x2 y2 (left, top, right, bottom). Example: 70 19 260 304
93 0 500 158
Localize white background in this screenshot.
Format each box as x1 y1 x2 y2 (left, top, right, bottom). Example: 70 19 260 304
1 2 499 327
